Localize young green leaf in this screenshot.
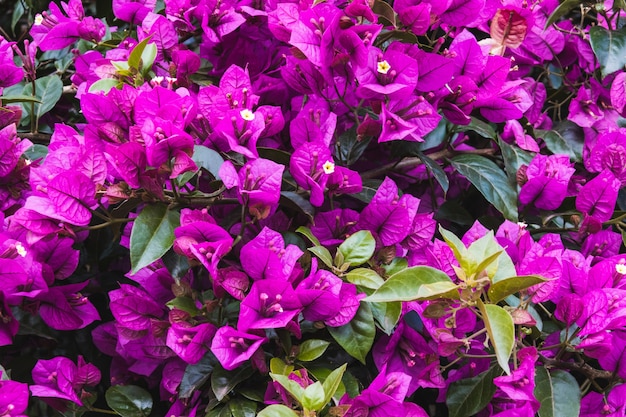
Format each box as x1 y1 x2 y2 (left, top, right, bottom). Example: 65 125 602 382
257 405 300 417
477 301 514 374
488 275 547 303
322 363 347 405
301 382 326 411
297 339 331 362
338 230 375 265
364 266 459 303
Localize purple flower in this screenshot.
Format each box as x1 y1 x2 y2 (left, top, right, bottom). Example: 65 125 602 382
166 322 217 364
173 221 233 280
211 325 268 370
310 208 359 248
585 130 626 185
519 154 575 210
580 384 626 417
219 158 284 220
576 170 621 224
290 142 334 207
493 347 539 404
0 377 29 417
238 279 302 332
355 48 418 100
240 227 303 281
30 356 100 406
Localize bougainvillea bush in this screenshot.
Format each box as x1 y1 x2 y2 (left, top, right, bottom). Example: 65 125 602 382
2 0 626 415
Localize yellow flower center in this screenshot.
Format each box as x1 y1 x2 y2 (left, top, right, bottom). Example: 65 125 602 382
322 161 335 174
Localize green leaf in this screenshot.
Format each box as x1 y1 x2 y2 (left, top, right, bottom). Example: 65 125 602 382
270 374 306 403
322 364 347 405
535 367 581 417
488 275 547 303
22 74 63 121
130 204 180 274
128 36 153 70
478 301 514 374
536 121 584 162
280 191 314 222
417 152 449 193
449 154 518 221
308 246 333 269
193 145 224 179
166 296 199 315
211 364 254 401
381 257 408 276
0 94 42 104
302 382 326 411
296 226 321 246
590 25 626 77
179 353 216 399
446 366 502 417
346 268 385 290
327 302 375 364
338 230 375 265
23 144 48 162
499 139 534 181
140 43 157 75
466 230 517 282
439 225 469 269
257 405 300 417
373 0 396 26
228 398 258 417
335 125 370 166
105 385 153 417
88 78 120 94
544 0 581 28
365 266 459 303
269 357 294 375
454 117 496 139
370 300 402 335
11 0 25 36
162 248 190 281
297 339 331 362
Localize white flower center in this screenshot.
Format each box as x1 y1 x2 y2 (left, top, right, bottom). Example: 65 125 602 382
240 109 255 121
322 160 335 174
377 60 391 74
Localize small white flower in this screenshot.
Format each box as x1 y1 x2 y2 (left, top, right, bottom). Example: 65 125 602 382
240 109 255 121
34 14 44 25
16 242 27 257
616 262 626 275
322 160 335 174
377 60 391 74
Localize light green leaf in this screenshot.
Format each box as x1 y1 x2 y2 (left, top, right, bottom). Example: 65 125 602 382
535 367 581 417
128 36 153 70
536 121 584 162
364 266 459 303
466 231 517 282
439 225 469 270
322 364 347 405
105 385 153 417
88 78 120 94
382 257 408 276
0 94 42 104
296 226 321 246
488 275 547 303
308 246 333 269
370 300 402 335
22 74 63 121
297 339 331 362
257 405 300 417
449 154 518 221
338 230 375 265
478 301 514 374
166 296 199 315
590 25 626 77
270 374 305 403
328 302 375 364
302 382 325 411
446 366 502 417
140 43 157 74
346 268 385 290
130 204 180 274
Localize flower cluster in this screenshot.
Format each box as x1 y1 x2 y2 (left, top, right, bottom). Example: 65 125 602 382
1 0 626 416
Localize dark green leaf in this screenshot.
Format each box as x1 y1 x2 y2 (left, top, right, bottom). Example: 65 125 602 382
536 121 584 162
228 398 258 417
166 296 199 315
365 266 459 302
179 353 216 398
328 302 375 364
258 147 292 166
105 385 152 417
130 204 180 274
350 179 383 204
22 74 63 121
499 139 534 181
535 367 581 417
335 126 371 166
257 405 300 417
370 300 402 335
193 145 224 179
449 154 518 221
417 152 449 193
0 94 42 104
297 339 331 362
446 366 502 417
478 301 514 374
545 0 582 28
280 191 314 222
590 25 626 77
435 201 475 226
454 117 496 139
11 0 25 35
338 230 375 265
211 364 255 401
162 248 190 281
488 275 547 303
373 0 396 26
23 144 48 162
